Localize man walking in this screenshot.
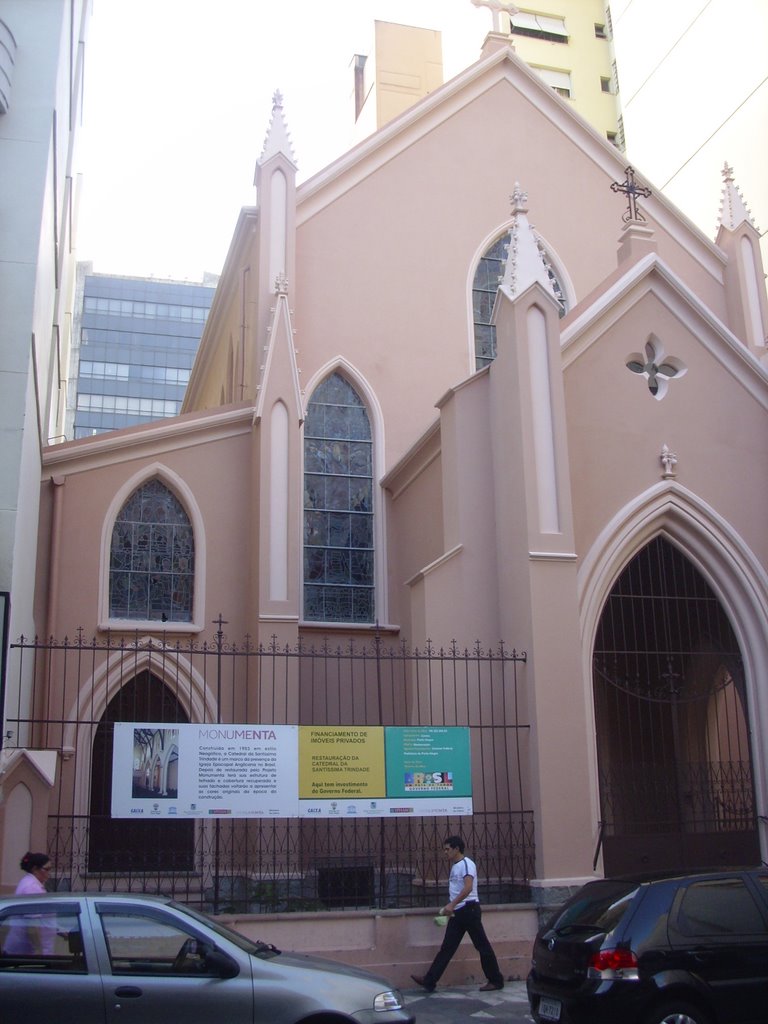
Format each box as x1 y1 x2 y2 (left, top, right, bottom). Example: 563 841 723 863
411 835 505 992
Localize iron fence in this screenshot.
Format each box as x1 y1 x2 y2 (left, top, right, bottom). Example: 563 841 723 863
5 628 534 912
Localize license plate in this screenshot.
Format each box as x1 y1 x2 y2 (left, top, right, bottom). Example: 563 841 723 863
539 997 562 1021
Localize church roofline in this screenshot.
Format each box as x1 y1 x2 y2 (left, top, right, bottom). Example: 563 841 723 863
561 250 768 409
42 403 254 476
295 43 725 276
381 417 442 499
183 206 259 411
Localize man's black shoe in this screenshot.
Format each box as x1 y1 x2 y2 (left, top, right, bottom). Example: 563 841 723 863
479 981 504 991
410 974 435 992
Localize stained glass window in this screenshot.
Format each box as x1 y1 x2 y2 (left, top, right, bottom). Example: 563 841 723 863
473 231 568 369
304 373 374 623
109 479 194 621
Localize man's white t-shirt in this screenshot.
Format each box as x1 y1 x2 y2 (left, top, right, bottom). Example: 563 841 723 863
448 855 479 909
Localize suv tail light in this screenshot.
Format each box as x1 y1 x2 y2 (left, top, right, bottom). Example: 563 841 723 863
587 948 639 980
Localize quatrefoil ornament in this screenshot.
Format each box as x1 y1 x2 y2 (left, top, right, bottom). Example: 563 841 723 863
627 338 686 399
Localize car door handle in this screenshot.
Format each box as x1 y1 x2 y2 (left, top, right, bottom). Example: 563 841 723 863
114 986 143 997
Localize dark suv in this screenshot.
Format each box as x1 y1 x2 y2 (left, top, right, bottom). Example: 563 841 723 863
527 869 768 1024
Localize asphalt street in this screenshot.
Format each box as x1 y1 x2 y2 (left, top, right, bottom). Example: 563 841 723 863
403 980 533 1023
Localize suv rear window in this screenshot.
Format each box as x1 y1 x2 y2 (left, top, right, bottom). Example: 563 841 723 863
548 881 638 935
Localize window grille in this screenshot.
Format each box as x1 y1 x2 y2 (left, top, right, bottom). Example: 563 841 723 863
303 373 374 623
109 479 194 622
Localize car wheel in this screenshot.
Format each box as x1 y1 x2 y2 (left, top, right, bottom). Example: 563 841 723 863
644 1001 711 1024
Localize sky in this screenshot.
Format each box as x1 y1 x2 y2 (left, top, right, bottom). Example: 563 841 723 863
77 0 494 281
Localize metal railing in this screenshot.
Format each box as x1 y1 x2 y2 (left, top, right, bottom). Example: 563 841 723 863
6 628 534 911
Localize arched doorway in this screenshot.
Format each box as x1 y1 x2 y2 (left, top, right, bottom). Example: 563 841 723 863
88 671 194 871
593 536 759 875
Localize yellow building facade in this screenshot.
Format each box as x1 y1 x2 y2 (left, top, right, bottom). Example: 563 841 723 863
355 4 619 145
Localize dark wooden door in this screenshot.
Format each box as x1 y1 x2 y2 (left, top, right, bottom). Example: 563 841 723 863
89 671 194 871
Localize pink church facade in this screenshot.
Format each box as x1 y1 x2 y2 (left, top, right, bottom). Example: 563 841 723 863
2 35 767 975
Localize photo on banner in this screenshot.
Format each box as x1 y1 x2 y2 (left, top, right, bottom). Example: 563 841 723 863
111 722 299 818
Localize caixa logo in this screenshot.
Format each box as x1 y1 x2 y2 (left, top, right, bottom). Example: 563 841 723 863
130 808 144 815
305 807 322 814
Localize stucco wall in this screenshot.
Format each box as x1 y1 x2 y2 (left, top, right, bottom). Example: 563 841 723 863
221 903 538 990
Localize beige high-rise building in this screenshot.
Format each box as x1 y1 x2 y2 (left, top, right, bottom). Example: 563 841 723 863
352 21 445 144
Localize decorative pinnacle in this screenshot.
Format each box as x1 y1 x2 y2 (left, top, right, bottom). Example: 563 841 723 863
274 272 289 295
499 181 558 301
258 88 296 167
718 161 757 231
510 183 528 214
660 444 678 479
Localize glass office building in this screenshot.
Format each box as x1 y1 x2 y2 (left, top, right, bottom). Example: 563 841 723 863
71 270 216 439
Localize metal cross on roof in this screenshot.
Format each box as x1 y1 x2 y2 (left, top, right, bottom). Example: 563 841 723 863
610 166 652 223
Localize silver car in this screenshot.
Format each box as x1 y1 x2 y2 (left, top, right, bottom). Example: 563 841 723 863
0 892 414 1024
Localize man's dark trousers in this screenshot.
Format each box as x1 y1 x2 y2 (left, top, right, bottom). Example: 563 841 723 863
423 901 504 986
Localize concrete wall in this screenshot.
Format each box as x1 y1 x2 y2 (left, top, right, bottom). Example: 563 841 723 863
220 903 539 989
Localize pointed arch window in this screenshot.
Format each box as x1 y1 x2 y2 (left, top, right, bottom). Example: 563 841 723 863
303 372 374 623
473 231 568 369
109 479 195 621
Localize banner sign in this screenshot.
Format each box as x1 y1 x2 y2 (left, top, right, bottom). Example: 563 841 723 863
111 723 472 819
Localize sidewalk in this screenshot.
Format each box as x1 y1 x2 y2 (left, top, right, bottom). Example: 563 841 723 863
403 980 532 1023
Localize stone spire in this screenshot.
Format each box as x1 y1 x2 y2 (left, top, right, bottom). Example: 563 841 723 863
498 183 559 303
251 89 300 413
716 162 767 352
257 90 297 175
718 162 757 232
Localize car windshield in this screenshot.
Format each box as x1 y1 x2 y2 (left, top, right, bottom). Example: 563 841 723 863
547 881 638 936
168 901 280 957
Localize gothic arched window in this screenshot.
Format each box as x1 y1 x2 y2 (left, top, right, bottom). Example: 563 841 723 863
109 479 194 621
303 373 374 623
473 231 568 369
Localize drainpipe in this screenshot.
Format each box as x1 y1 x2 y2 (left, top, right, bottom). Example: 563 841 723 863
46 476 66 641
